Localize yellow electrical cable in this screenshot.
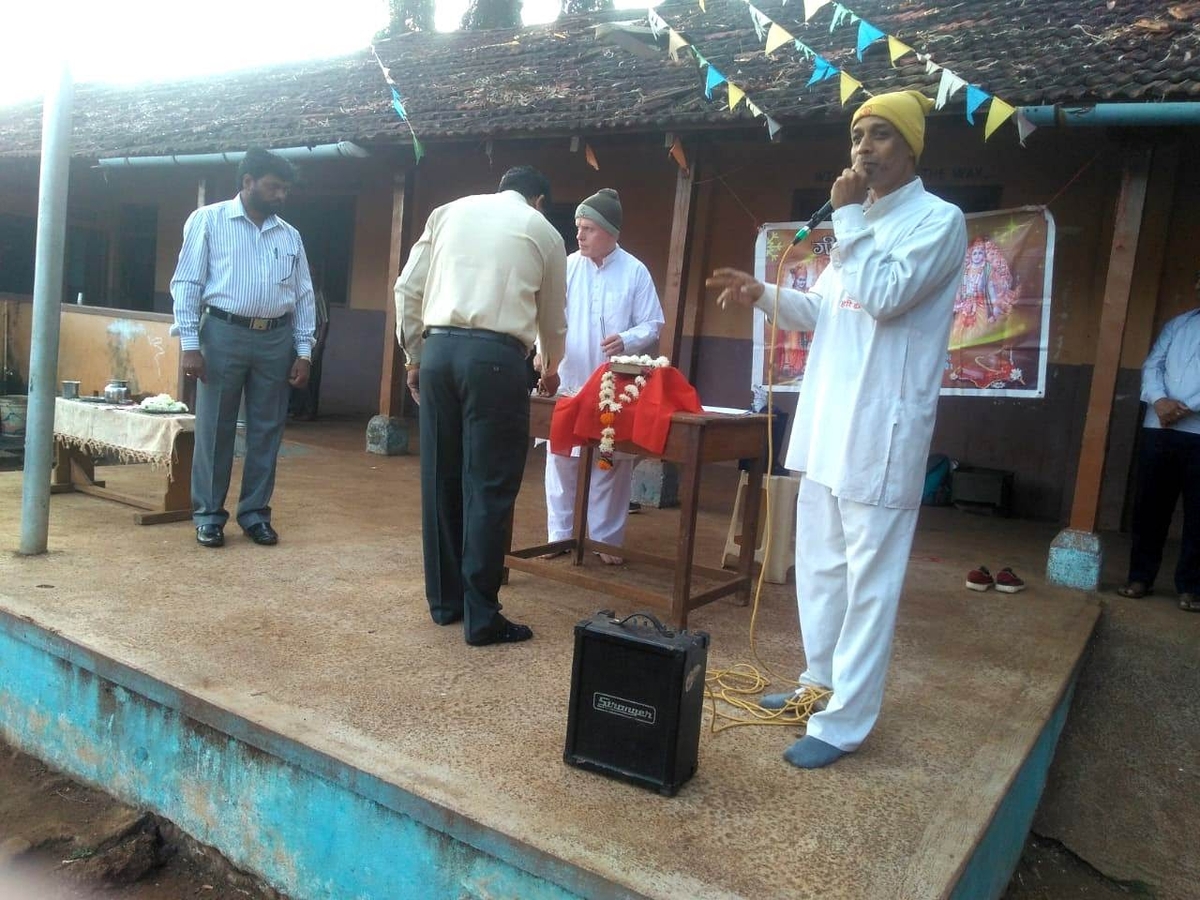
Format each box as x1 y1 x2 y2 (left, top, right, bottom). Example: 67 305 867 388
703 238 833 732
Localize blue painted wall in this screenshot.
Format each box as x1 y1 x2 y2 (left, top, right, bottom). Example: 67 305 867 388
0 612 635 900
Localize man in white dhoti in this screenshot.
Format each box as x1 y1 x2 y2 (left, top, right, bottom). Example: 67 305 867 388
543 188 664 565
708 91 967 768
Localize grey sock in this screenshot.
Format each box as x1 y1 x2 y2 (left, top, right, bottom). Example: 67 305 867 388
784 736 848 769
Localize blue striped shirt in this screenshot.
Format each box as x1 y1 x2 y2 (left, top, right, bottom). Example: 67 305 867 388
170 196 316 357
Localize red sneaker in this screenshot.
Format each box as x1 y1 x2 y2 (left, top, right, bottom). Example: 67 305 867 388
966 565 995 592
995 567 1027 593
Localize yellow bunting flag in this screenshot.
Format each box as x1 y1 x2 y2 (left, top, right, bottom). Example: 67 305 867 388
667 29 690 60
803 0 832 21
984 97 1017 140
669 137 690 175
699 0 706 10
887 36 913 66
840 72 862 105
584 143 600 171
727 82 746 111
765 23 794 55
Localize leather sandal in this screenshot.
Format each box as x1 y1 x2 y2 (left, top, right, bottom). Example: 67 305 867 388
1116 582 1151 599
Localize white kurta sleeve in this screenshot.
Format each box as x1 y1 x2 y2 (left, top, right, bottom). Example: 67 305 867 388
618 264 665 354
756 264 830 332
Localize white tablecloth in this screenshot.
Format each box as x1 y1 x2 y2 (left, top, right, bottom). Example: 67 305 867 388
54 398 195 477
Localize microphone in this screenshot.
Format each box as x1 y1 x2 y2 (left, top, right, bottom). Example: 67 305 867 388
791 199 833 246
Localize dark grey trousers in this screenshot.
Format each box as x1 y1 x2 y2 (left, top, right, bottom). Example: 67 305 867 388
192 313 293 530
418 330 530 643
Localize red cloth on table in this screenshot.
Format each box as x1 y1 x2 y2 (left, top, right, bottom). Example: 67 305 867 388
549 364 702 457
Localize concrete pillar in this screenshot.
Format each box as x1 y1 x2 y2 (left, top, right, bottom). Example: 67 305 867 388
366 415 410 456
632 459 679 509
1046 529 1103 592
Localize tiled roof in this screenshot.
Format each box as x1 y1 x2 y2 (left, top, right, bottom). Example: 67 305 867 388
0 0 1196 159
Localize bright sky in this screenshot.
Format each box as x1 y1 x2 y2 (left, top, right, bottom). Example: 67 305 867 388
0 0 648 108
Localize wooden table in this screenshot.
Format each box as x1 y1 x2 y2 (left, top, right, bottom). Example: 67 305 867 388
51 398 194 525
506 396 768 629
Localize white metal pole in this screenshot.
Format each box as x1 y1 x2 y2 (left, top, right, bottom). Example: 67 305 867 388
19 62 74 555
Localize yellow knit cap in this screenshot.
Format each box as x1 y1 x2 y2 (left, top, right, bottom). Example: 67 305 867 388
851 90 935 161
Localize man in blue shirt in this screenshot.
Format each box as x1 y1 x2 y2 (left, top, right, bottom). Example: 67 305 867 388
1118 271 1200 612
171 149 316 549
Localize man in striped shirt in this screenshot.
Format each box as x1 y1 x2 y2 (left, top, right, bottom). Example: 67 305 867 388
171 149 317 549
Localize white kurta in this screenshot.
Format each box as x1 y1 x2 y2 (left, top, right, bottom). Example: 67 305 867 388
759 178 967 751
546 246 664 545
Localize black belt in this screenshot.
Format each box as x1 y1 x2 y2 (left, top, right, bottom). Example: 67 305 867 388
424 326 526 354
204 306 291 331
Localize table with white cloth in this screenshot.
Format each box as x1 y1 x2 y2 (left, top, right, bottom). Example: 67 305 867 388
51 397 195 525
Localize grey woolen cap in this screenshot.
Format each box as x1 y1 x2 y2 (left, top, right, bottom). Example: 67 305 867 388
575 188 622 236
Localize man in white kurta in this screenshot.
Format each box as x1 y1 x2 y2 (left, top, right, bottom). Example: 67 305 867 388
709 90 967 768
544 188 664 564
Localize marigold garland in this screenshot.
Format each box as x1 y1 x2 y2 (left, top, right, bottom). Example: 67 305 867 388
597 355 670 469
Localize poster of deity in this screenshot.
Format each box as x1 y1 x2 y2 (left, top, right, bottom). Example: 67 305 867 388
752 207 1055 398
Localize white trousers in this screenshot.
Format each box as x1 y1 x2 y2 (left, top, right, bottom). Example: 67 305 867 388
795 477 918 751
545 453 634 545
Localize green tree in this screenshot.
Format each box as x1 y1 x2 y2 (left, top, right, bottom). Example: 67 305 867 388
376 0 435 38
561 0 614 13
460 0 523 30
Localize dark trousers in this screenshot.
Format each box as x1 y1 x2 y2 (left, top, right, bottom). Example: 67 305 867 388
418 330 530 642
1127 427 1200 594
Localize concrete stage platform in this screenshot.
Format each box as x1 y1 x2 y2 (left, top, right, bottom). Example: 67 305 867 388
0 422 1100 899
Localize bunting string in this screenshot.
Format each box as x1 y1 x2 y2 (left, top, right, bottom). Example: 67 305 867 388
370 45 425 164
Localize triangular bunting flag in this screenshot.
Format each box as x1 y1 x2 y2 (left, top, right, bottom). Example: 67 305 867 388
766 23 794 54
648 9 668 38
669 137 689 174
699 0 706 10
1016 110 1037 146
856 21 886 60
705 65 726 99
668 29 690 60
935 68 967 109
840 71 862 105
585 143 600 170
831 3 853 30
391 88 407 120
694 51 709 68
807 56 839 86
411 136 424 164
746 99 764 117
965 85 990 125
748 5 772 42
925 58 942 76
794 40 816 60
727 82 746 110
887 36 913 66
766 116 783 140
803 0 832 21
984 97 1016 139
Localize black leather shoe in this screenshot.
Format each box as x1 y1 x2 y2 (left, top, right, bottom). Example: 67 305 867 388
466 617 533 646
196 524 224 548
244 522 279 546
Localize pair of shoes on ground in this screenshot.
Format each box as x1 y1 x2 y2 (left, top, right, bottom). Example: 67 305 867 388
465 617 534 646
966 565 1025 593
1117 581 1200 612
195 522 278 548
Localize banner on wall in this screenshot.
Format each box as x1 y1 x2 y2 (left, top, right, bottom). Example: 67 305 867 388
752 206 1055 398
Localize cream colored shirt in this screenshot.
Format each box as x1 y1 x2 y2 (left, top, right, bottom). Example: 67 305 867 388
395 190 568 368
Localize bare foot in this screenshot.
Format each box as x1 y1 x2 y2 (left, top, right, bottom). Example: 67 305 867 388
597 552 624 565
538 548 569 560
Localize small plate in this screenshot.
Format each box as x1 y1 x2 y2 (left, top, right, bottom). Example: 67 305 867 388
138 407 189 415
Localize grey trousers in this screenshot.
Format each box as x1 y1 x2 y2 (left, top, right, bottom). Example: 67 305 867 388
192 313 293 529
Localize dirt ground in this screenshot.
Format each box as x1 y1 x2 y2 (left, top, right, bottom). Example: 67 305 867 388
0 735 1141 900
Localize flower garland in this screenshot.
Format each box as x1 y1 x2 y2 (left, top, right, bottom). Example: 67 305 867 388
597 355 670 469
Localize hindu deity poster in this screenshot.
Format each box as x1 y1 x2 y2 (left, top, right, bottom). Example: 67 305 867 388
752 207 1055 398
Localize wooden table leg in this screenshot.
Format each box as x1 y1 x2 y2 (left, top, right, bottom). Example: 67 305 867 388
135 432 194 525
738 456 765 605
671 429 705 630
572 445 595 565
